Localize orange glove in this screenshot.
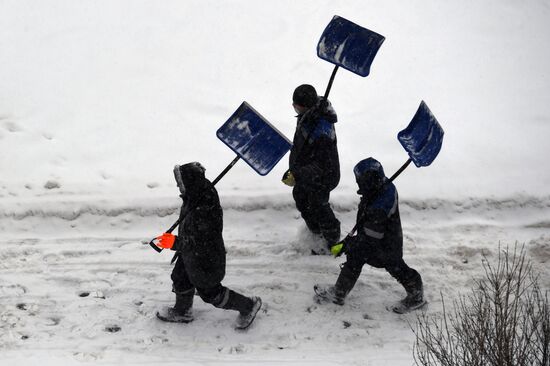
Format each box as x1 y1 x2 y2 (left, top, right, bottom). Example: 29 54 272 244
156 233 176 250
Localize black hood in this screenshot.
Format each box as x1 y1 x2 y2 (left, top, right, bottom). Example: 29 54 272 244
353 157 387 195
174 162 207 199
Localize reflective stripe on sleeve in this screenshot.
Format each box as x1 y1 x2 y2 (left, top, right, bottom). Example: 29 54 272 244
388 190 398 217
363 227 385 239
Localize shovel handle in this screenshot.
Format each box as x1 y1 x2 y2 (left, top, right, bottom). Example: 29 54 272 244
148 238 163 253
323 65 339 101
389 158 412 182
212 155 241 186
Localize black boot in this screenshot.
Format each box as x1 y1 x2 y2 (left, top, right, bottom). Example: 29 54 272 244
392 274 426 314
174 289 194 313
217 289 262 330
235 297 262 330
156 288 194 323
314 265 360 305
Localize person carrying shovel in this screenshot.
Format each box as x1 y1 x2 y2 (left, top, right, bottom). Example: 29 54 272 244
313 157 426 314
282 84 341 250
155 162 262 329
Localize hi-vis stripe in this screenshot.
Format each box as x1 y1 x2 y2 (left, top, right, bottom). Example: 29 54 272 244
388 189 398 217
362 190 398 240
218 288 231 308
363 227 384 239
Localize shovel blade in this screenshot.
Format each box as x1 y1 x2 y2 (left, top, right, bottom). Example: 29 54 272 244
397 101 444 167
216 102 291 176
317 15 385 77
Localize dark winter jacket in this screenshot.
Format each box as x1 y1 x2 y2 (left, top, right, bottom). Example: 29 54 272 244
174 166 226 289
289 98 340 191
347 166 403 268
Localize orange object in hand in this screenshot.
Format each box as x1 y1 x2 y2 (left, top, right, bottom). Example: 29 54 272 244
156 233 176 249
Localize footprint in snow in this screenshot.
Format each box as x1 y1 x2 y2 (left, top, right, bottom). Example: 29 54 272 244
104 325 121 333
78 291 105 299
0 284 27 296
45 317 61 326
1 119 23 132
44 180 61 190
218 344 248 354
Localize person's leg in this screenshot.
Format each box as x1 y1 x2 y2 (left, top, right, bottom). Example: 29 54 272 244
197 284 262 330
293 185 321 234
171 254 195 294
198 284 252 313
156 257 195 322
386 259 425 313
314 255 363 305
294 186 340 244
313 189 341 245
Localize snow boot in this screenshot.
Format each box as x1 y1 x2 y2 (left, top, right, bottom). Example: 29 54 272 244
156 289 194 323
235 296 262 330
214 289 262 330
391 280 426 314
314 266 359 305
313 285 345 305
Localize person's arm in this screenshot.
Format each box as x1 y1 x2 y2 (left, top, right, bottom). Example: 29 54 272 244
357 206 388 245
292 123 336 185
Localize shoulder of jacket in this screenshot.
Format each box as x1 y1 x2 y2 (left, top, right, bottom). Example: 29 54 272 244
309 119 335 141
371 184 398 217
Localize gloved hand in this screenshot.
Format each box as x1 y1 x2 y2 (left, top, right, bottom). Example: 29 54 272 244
330 239 347 257
282 170 296 186
156 233 177 250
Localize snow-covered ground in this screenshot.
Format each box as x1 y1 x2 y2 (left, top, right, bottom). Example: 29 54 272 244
1 0 550 365
1 195 549 365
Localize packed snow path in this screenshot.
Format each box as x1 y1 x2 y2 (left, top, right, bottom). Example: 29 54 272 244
1 195 549 365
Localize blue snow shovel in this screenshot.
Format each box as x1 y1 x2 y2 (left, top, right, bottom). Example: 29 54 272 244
216 102 292 176
336 101 444 250
292 16 385 166
149 102 291 252
317 15 385 100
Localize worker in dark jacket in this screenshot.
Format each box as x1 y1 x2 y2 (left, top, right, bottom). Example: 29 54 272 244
282 84 341 248
314 158 426 314
155 162 262 329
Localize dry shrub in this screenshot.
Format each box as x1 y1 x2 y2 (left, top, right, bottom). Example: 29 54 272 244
413 245 549 366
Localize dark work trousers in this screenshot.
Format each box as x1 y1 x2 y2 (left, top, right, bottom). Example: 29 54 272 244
340 255 422 295
171 255 253 314
292 184 341 244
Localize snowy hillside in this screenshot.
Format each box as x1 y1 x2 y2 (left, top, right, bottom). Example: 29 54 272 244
1 0 550 365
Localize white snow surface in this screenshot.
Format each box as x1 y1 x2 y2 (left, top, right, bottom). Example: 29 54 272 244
1 0 550 365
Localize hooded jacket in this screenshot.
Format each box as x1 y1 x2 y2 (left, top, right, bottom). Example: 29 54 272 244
289 98 340 191
347 158 403 268
174 163 226 289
